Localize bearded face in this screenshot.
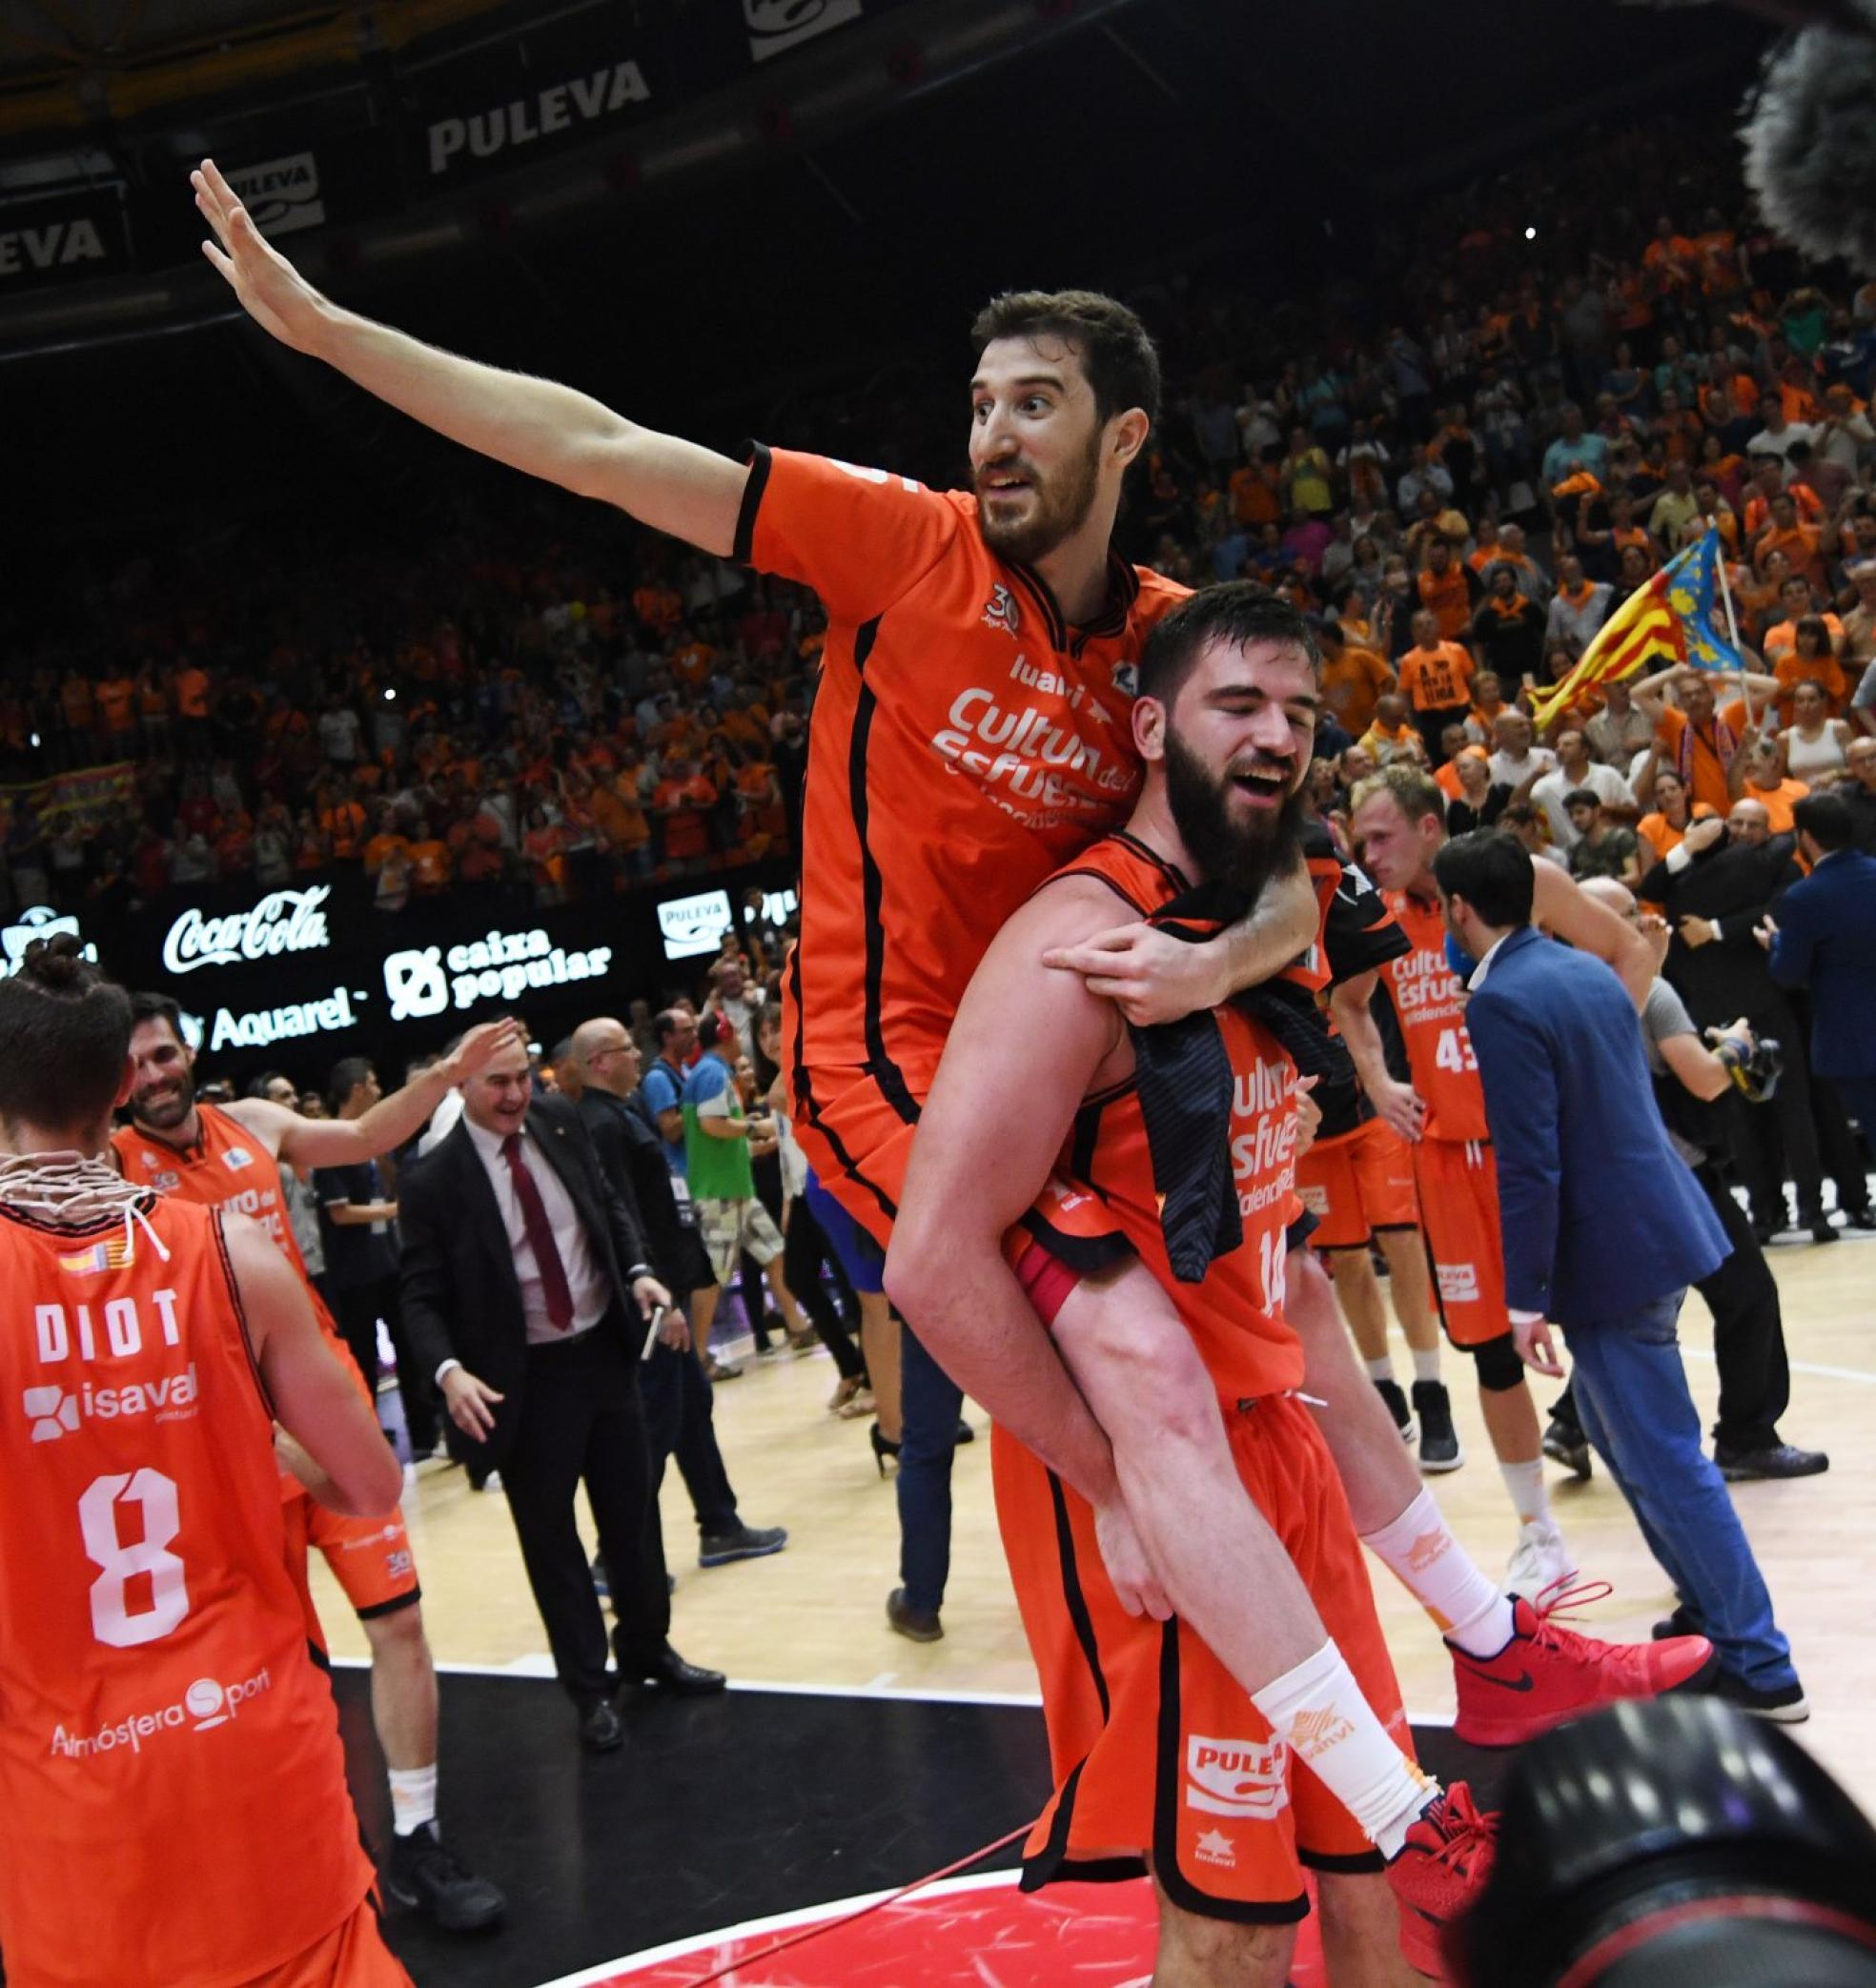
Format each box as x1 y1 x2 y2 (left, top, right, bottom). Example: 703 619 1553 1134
1161 720 1308 899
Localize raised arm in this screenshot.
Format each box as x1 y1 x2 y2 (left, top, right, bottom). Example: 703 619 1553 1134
193 161 749 554
1531 859 1655 1011
242 1016 524 1167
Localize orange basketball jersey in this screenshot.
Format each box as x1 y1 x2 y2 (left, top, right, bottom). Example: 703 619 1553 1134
1035 834 1308 1402
114 1100 314 1284
1378 890 1490 1143
742 447 1187 1110
0 1191 373 1988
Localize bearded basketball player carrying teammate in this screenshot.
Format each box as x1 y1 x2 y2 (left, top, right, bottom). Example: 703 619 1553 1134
189 165 1713 1969
0 937 411 1988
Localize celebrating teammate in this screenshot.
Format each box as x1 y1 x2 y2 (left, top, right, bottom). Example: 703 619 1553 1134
0 937 411 1987
113 995 515 1933
1333 764 1655 1592
188 168 1706 1822
899 590 1489 1978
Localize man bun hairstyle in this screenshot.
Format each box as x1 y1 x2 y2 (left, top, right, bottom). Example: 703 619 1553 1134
1136 581 1320 710
971 288 1161 432
0 936 133 1131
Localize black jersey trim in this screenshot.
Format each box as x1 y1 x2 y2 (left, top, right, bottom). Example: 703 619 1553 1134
732 441 773 566
848 616 921 1129
213 1207 278 1422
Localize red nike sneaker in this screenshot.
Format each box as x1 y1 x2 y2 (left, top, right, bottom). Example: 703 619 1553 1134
1450 1581 1718 1748
1386 1780 1497 1979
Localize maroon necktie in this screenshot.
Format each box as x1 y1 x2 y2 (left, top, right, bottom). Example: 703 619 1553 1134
501 1132 575 1331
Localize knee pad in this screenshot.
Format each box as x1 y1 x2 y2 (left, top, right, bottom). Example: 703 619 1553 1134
1472 1331 1526 1392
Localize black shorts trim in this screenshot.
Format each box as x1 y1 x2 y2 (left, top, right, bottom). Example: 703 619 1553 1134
1048 1471 1111 1722
356 1587 423 1624
731 440 772 565
1019 1208 1135 1276
1019 1756 1090 1893
1152 1618 1312 1927
788 937 902 1227
1284 1209 1319 1253
1019 1476 1116 1896
1299 1845 1387 1876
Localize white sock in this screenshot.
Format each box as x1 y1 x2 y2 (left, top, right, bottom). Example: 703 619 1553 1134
1364 1355 1396 1384
389 1764 438 1838
1499 1457 1551 1530
1250 1642 1438 1860
1411 1347 1442 1385
1362 1489 1515 1654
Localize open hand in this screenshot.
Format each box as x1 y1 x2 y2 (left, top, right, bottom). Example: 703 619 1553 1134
441 1367 504 1442
193 159 332 354
446 1016 528 1085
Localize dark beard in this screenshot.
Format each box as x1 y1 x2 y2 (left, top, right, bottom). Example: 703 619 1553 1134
132 1070 196 1132
1163 729 1308 900
975 427 1104 566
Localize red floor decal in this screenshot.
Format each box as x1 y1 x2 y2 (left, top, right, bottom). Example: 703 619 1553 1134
546 1870 1327 1987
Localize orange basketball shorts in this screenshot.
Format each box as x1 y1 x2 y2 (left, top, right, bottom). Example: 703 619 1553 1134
234 1897 412 1988
1294 1118 1420 1252
795 1065 1133 1270
993 1394 1407 1922
284 1491 421 1648
1409 1137 1509 1349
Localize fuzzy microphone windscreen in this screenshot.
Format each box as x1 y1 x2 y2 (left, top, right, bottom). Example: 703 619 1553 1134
1741 0 1876 269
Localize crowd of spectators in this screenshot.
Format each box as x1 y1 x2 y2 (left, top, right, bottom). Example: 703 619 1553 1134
10 112 1876 940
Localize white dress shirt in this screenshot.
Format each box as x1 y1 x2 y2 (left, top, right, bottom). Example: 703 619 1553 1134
463 1114 613 1344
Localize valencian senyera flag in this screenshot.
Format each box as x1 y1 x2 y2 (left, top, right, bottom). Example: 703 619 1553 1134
1529 528 1744 728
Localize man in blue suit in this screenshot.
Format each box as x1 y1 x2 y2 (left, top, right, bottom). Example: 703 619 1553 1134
1764 792 1876 1143
1435 829 1806 1723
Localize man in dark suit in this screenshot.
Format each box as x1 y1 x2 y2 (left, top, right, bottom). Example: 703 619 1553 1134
1765 792 1876 1143
1637 799 1837 1242
399 1027 724 1752
1439 830 1806 1722
567 1015 787 1571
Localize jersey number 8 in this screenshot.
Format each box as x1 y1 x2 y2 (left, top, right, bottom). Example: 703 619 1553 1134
78 1470 189 1648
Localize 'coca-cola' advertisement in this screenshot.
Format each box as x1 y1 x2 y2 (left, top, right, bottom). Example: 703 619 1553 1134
160 886 333 975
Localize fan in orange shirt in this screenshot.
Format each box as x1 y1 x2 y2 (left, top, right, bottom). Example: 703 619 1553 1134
1315 620 1396 737
1631 662 1783 817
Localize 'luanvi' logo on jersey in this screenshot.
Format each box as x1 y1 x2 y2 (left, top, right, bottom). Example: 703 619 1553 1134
221 1146 255 1171
981 583 1020 637
1111 660 1139 700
